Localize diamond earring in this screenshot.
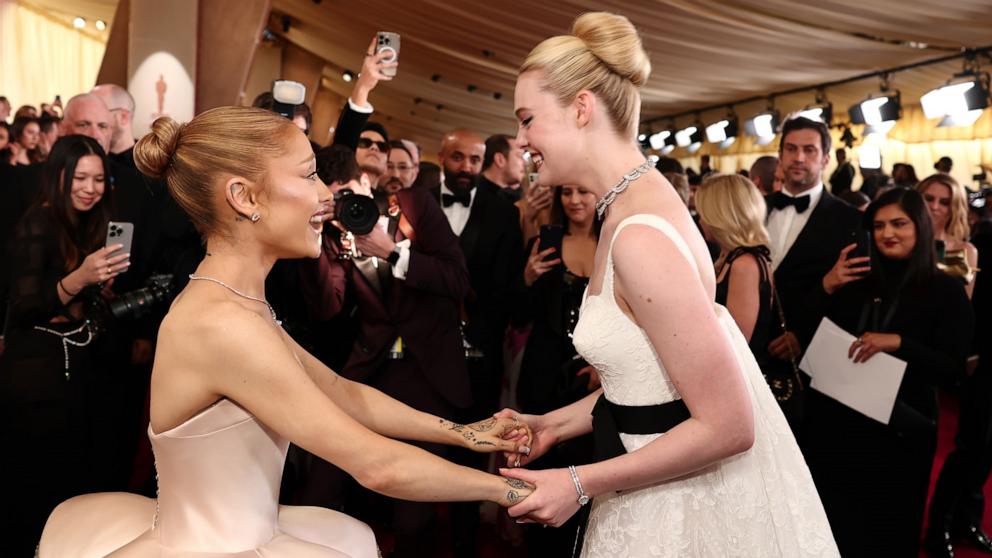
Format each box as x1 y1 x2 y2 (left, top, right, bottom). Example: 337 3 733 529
250 212 260 223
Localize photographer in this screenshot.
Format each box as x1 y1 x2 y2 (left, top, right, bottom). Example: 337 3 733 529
300 143 472 557
0 135 133 555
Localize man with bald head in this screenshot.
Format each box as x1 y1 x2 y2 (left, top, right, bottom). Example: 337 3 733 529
438 127 523 557
92 84 137 168
59 93 113 154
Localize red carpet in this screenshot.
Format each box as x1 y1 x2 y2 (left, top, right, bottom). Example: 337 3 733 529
921 391 992 558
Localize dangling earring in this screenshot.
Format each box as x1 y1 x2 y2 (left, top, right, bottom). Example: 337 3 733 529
250 212 261 223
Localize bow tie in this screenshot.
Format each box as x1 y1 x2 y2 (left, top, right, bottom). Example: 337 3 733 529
442 189 471 207
771 192 811 213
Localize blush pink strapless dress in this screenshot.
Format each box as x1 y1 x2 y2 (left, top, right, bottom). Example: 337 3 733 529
38 398 379 557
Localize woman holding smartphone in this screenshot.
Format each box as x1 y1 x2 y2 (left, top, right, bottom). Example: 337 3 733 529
809 188 973 556
0 135 131 556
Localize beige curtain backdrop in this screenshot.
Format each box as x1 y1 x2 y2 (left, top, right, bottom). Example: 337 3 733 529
0 0 107 114
676 106 992 191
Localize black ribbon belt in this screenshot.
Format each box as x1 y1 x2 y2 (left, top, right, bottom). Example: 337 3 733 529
591 394 691 461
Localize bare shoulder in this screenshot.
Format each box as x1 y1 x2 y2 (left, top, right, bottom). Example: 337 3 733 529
728 252 760 278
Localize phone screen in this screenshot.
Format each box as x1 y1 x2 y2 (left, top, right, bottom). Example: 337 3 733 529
539 224 564 263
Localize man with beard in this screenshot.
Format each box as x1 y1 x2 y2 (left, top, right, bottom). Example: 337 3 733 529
479 134 526 203
436 128 522 557
382 140 418 194
764 117 861 430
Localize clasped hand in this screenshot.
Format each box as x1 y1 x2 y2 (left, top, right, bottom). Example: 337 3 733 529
488 409 586 527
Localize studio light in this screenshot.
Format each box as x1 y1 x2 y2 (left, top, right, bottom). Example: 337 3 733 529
705 117 738 149
921 74 989 127
342 70 355 82
798 103 833 125
745 110 780 146
675 124 703 153
848 92 901 135
649 130 671 150
95 19 106 31
73 17 86 29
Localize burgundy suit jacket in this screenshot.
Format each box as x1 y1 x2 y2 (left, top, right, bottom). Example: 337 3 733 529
301 187 472 409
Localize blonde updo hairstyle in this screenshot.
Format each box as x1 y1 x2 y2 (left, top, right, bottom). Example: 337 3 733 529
134 106 298 237
695 174 771 270
915 173 970 241
521 12 651 139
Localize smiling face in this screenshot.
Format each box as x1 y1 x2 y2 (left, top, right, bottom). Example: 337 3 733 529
256 131 330 259
514 70 579 188
560 184 596 228
68 154 106 212
873 203 917 260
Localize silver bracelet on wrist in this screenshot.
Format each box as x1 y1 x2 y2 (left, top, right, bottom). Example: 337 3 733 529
568 465 590 506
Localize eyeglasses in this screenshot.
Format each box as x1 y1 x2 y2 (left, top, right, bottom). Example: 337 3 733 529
387 163 414 172
357 137 388 152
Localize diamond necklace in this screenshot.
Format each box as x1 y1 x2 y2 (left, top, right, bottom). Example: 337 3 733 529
594 160 655 220
188 274 281 325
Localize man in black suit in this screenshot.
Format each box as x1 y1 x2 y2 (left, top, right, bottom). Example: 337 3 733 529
298 144 471 557
436 128 523 558
479 134 526 203
766 117 862 366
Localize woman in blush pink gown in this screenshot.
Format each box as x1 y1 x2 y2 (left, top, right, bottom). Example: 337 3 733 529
38 107 533 557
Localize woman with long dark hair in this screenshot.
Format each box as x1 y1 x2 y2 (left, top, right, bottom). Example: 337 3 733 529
806 187 973 557
0 135 131 555
10 116 43 165
516 184 600 554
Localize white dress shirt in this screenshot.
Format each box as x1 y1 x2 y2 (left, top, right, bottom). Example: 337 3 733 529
440 183 477 237
767 183 824 271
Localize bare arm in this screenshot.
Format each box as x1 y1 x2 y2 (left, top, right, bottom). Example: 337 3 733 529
571 225 754 497
284 333 528 454
724 254 761 342
193 306 528 505
965 241 979 299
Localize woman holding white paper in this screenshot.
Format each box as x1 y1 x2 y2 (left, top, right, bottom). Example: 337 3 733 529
805 187 973 558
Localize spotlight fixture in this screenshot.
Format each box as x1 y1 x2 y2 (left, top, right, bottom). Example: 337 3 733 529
745 109 780 146
848 76 901 135
467 84 477 92
95 19 106 31
649 130 671 150
280 14 291 33
705 109 739 148
638 133 650 149
342 70 355 82
73 16 86 29
430 74 441 82
675 121 704 153
798 89 833 125
493 92 502 100
921 71 989 128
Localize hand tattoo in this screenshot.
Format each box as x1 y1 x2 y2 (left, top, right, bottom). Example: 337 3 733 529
505 478 528 490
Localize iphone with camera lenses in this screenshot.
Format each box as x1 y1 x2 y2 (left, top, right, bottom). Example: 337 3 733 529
106 221 134 270
376 32 400 78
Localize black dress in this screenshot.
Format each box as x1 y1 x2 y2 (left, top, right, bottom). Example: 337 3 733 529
515 245 594 557
714 246 774 370
0 206 129 556
802 258 974 558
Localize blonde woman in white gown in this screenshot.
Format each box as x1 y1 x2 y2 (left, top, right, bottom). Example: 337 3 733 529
498 12 839 557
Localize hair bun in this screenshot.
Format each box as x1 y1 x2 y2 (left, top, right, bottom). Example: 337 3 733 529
134 116 183 179
571 12 651 87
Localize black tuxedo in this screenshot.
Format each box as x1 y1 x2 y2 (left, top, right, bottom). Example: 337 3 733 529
331 102 369 152
768 190 863 347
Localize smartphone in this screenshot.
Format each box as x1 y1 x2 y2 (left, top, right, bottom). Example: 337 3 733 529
936 239 946 262
528 172 540 188
846 228 871 266
538 224 564 263
106 221 134 268
376 32 400 78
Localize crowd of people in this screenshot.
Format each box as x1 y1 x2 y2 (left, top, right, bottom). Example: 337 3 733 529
1 12 991 558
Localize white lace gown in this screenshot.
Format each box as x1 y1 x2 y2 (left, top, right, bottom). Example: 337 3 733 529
571 214 838 558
